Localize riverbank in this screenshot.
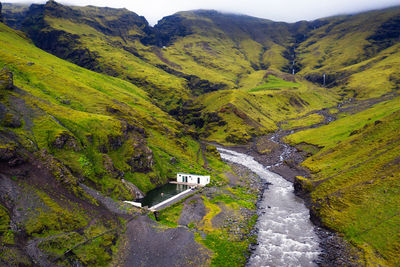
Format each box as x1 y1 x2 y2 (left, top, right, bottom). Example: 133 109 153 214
219 148 321 266
219 140 362 266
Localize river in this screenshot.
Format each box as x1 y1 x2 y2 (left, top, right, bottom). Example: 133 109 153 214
218 148 321 267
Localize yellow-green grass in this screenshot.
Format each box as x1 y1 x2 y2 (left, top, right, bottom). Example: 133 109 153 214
281 113 324 130
285 96 400 266
249 75 300 92
152 202 184 228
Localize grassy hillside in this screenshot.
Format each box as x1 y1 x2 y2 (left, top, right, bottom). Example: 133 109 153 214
285 94 400 266
0 20 215 196
0 18 228 265
296 7 400 99
198 73 338 144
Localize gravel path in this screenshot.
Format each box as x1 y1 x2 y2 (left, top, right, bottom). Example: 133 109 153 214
119 215 211 267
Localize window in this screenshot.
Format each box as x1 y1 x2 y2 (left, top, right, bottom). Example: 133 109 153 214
198 177 200 184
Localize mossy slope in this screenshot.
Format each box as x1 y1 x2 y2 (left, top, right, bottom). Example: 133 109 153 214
286 96 400 266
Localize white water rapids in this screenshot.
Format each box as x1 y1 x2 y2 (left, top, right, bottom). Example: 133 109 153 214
218 148 321 267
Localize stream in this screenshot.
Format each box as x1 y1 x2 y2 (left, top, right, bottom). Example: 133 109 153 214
218 148 321 267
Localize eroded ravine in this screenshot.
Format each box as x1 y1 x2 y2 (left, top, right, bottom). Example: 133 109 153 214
218 148 320 267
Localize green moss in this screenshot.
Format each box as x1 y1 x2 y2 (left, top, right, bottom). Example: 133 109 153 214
197 233 248 267
25 191 88 236
294 176 314 193
154 202 184 228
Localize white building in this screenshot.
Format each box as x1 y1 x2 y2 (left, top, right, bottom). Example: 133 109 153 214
177 173 210 186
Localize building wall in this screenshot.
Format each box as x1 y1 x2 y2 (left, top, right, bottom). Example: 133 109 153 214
177 173 210 185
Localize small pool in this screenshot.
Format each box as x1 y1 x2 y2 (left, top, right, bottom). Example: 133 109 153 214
139 183 189 208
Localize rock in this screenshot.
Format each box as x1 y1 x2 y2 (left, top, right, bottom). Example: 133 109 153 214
108 134 123 150
52 131 81 151
294 176 314 195
102 154 116 173
121 179 145 200
127 145 153 172
0 144 26 167
0 144 17 162
206 145 220 158
0 67 14 91
170 157 177 164
1 113 22 128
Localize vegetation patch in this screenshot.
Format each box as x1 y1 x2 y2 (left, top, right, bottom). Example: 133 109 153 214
249 75 300 92
281 113 324 130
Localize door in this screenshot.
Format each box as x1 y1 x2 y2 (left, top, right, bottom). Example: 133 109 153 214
198 177 200 184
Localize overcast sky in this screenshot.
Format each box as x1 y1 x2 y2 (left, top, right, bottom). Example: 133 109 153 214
5 0 400 25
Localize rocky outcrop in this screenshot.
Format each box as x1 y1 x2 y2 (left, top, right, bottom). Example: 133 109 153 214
121 179 145 200
0 67 14 90
293 176 314 196
1 113 22 128
127 145 153 172
51 131 81 151
367 16 400 52
156 64 227 95
141 14 192 47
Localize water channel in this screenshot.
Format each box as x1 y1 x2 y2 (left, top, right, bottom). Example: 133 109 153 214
218 148 321 267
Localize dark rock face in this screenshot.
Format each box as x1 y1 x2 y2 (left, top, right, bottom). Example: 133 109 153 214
19 1 141 76
141 15 192 47
0 2 3 22
127 144 154 172
304 71 350 88
368 15 400 51
0 144 25 167
21 3 104 74
2 113 22 128
156 64 228 95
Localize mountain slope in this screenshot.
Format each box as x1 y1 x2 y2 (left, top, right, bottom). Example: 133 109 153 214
286 93 400 266
296 7 400 99
0 18 226 265
1 1 400 266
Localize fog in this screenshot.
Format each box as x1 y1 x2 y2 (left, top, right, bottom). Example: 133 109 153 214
5 0 400 25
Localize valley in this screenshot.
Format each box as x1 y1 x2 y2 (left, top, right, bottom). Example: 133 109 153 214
0 1 399 266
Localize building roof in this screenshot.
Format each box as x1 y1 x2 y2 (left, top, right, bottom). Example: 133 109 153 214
177 172 210 177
